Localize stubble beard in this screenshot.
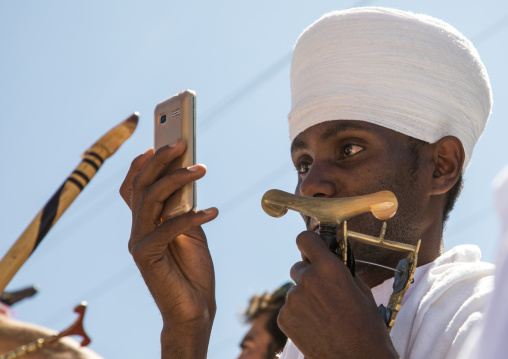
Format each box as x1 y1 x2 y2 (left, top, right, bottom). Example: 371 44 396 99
347 165 424 277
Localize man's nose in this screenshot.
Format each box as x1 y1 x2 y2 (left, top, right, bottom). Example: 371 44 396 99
298 161 337 198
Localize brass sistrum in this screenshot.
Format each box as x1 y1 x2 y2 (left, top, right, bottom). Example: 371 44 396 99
261 189 420 332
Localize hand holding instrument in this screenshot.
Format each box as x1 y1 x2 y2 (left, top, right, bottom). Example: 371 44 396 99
261 189 420 331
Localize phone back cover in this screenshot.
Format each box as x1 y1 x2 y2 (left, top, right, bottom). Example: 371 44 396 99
154 90 196 220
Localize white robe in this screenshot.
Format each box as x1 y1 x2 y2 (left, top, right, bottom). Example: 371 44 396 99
279 245 494 359
457 165 508 359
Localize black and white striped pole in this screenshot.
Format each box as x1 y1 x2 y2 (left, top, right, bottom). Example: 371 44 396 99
0 113 139 293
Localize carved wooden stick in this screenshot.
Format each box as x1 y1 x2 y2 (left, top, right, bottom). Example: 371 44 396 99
0 113 139 293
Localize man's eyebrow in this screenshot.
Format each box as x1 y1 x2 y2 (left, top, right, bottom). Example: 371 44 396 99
291 138 307 154
291 122 370 154
320 122 369 141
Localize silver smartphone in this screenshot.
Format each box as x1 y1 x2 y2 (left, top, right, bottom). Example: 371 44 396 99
154 90 196 222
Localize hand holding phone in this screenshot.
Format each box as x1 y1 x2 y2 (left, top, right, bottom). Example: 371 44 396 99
122 104 217 358
154 90 196 221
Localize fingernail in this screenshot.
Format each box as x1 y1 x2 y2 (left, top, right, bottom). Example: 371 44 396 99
187 164 201 171
168 139 180 147
203 208 215 214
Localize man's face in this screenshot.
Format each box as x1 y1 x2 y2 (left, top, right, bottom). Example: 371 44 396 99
238 312 279 359
291 120 430 277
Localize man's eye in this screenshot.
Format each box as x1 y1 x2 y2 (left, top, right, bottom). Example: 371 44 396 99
296 161 311 174
343 144 364 157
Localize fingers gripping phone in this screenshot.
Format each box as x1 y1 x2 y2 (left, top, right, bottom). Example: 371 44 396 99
154 90 196 222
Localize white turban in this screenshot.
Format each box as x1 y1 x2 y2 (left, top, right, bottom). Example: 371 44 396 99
288 7 492 168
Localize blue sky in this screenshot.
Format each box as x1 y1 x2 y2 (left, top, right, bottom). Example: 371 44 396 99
1 1 507 357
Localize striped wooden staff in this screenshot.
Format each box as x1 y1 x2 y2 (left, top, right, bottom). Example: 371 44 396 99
0 113 139 293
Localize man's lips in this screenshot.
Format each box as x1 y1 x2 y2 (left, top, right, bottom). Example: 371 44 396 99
306 217 319 233
307 218 344 238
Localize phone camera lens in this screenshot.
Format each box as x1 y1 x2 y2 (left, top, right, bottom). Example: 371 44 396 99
160 114 167 125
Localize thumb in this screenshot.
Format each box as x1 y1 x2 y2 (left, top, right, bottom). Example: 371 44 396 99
296 231 336 264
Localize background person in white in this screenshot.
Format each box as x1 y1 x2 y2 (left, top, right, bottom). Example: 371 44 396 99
120 7 494 359
458 165 508 359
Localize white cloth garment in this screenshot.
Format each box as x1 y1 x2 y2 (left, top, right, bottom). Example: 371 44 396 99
288 7 492 168
457 166 508 359
279 245 494 359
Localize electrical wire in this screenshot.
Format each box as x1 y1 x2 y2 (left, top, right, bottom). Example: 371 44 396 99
471 13 508 45
19 6 508 347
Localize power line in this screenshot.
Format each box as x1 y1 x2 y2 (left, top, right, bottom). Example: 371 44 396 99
25 6 508 332
12 1 397 267
198 0 380 135
217 164 291 217
20 50 294 267
40 264 135 326
23 183 120 269
471 13 508 45
33 161 294 330
199 51 292 132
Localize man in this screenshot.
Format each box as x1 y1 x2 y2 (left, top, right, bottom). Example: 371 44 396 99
120 7 494 359
238 282 293 359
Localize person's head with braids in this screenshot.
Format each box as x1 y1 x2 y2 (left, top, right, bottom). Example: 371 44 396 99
237 283 294 359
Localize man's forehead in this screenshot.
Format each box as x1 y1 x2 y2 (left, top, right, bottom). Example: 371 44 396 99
242 315 270 341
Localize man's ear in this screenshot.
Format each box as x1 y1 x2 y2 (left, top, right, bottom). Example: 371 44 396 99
430 136 465 195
